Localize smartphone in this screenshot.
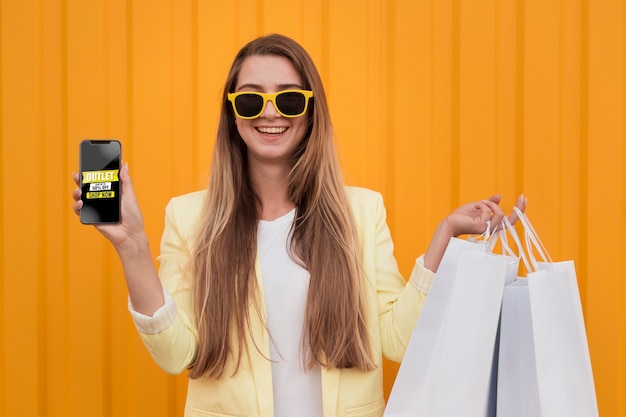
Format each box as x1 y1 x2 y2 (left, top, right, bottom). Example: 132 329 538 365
79 140 122 224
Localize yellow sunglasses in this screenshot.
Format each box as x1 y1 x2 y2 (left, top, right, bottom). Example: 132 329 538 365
227 89 314 119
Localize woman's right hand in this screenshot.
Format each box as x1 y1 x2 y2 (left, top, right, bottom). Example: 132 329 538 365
72 163 166 315
72 163 146 250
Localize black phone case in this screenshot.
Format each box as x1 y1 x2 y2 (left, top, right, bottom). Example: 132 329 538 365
79 140 121 224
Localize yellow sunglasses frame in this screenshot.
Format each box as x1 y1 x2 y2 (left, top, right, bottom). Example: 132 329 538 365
227 89 314 119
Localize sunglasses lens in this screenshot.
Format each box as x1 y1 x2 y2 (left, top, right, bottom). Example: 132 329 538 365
276 91 307 116
234 94 264 118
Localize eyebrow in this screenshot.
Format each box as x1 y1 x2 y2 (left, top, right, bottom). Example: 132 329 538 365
235 83 305 91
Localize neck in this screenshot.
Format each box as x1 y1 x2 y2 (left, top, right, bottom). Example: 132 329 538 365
248 162 295 221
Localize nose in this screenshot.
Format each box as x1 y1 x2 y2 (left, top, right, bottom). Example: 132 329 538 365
262 100 281 118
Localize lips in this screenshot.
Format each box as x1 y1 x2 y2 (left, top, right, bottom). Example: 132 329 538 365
256 126 288 134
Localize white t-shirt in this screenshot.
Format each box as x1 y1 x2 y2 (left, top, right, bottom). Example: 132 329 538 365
258 209 323 417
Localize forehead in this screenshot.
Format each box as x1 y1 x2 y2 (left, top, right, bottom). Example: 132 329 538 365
236 55 303 90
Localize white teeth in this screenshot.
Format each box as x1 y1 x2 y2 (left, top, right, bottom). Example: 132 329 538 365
257 126 287 134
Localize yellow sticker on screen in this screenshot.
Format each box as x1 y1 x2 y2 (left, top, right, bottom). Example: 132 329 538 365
86 191 116 199
82 170 119 183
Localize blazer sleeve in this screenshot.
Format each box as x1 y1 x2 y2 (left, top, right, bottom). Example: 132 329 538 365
135 194 201 375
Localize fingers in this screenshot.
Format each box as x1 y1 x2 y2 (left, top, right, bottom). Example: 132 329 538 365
73 199 83 215
507 194 527 225
71 185 81 201
482 199 504 220
475 199 503 233
487 194 527 231
487 194 502 204
478 195 526 234
71 182 82 215
71 171 89 217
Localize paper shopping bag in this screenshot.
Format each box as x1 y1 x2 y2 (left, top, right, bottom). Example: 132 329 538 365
528 262 599 417
497 278 541 417
384 237 513 417
497 209 599 417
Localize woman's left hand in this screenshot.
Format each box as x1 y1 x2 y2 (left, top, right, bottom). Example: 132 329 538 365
445 194 526 237
424 194 527 271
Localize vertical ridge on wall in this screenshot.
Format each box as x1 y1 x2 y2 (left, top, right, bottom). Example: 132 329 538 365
320 0 330 92
191 0 199 188
515 0 526 198
36 2 49 414
579 0 589 314
256 0 264 34
384 0 395 227
363 0 378 190
450 0 460 208
494 0 501 187
0 0 5 412
555 0 564 256
621 0 626 408
126 0 134 166
60 0 71 414
427 0 435 219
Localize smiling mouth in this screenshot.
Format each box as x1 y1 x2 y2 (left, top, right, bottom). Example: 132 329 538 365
257 126 288 134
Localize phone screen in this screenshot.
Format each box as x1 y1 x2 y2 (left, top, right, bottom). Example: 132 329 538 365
79 140 121 224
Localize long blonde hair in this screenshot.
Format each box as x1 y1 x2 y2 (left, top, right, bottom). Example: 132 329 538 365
189 34 375 379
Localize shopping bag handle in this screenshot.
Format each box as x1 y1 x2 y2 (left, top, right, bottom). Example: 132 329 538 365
512 207 553 271
500 217 532 273
467 220 501 254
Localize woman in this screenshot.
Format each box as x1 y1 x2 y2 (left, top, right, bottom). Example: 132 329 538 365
72 33 524 417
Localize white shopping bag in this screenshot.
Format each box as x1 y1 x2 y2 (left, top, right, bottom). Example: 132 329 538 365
497 210 599 417
497 278 541 417
385 236 514 417
528 261 599 417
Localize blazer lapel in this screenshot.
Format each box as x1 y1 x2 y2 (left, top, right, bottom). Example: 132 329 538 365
248 256 275 416
321 363 341 416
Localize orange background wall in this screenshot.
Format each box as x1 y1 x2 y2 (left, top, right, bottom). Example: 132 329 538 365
1 0 624 416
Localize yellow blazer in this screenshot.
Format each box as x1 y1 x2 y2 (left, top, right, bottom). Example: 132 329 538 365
138 186 433 417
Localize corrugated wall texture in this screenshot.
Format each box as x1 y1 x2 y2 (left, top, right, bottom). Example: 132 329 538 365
0 0 624 416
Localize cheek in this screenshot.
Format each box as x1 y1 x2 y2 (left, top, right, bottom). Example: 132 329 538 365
295 121 310 142
234 120 252 140
292 117 308 133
